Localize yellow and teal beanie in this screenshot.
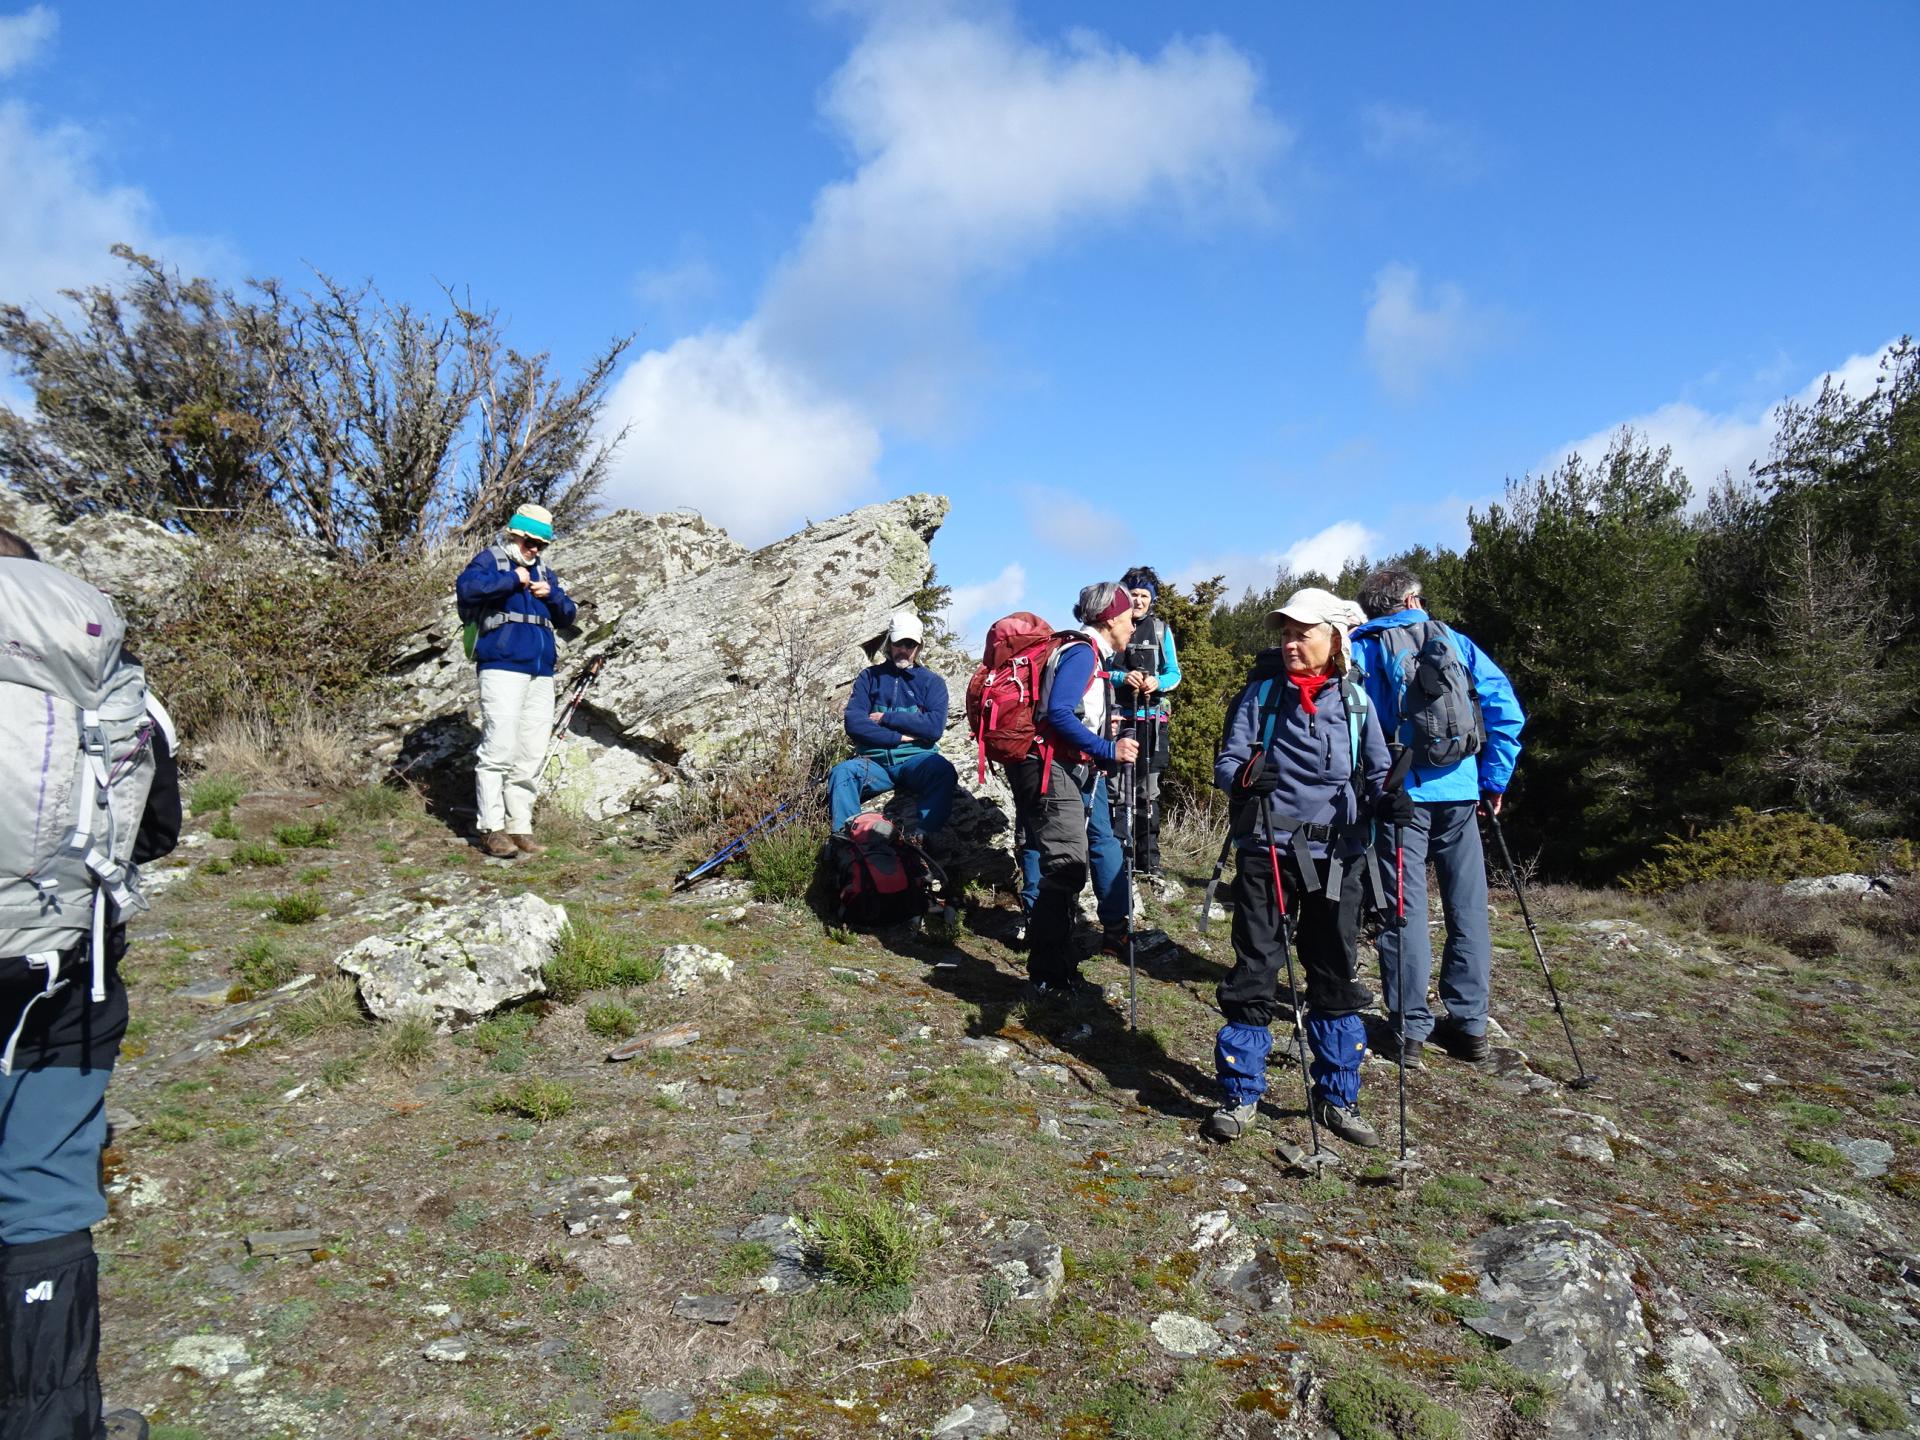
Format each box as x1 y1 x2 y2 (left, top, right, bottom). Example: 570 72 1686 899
506 503 554 542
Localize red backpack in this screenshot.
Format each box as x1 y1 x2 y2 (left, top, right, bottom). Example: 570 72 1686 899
963 613 1088 787
830 813 934 925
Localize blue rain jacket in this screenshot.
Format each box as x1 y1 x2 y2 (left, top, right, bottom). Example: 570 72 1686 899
1349 609 1525 801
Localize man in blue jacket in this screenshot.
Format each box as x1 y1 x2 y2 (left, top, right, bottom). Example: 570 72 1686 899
455 504 578 858
1351 566 1526 1066
828 612 957 842
1207 588 1407 1149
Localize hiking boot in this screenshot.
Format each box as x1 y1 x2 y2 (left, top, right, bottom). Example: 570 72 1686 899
1432 1016 1490 1063
1010 912 1030 947
510 833 545 855
1203 1102 1257 1143
1311 1096 1381 1148
1025 974 1105 1006
1099 926 1130 958
103 1413 150 1440
479 832 518 859
1373 1029 1425 1069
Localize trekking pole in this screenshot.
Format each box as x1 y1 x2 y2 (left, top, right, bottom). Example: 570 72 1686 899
1115 732 1140 1031
550 653 607 742
1482 805 1597 1090
1383 745 1416 1163
674 799 799 889
1198 829 1235 932
1258 803 1321 1157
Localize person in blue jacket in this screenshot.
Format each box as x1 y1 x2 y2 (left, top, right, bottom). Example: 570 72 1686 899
1351 566 1526 1066
455 503 578 858
1206 587 1410 1150
828 612 957 842
1006 582 1141 999
1109 565 1182 876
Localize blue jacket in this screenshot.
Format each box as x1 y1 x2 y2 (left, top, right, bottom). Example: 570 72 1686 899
844 663 949 763
1040 640 1118 765
1349 609 1525 802
1214 650 1390 859
456 543 577 677
1107 614 1181 720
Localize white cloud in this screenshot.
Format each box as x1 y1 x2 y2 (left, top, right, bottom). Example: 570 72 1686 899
596 328 882 544
633 252 720 315
598 10 1285 538
1364 262 1495 399
1358 102 1482 182
1017 485 1133 557
941 561 1026 647
0 5 54 76
1548 341 1899 495
1178 518 1381 601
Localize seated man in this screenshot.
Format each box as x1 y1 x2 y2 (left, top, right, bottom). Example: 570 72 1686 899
828 612 957 842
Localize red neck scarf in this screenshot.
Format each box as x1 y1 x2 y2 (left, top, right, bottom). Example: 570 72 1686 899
1288 670 1333 713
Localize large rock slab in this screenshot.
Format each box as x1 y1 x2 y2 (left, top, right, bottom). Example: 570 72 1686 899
335 893 567 1028
375 496 948 818
1467 1220 1753 1440
0 489 197 616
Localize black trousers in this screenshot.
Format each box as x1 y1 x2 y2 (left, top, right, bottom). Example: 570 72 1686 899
0 1230 100 1440
1006 757 1090 985
1217 845 1366 1027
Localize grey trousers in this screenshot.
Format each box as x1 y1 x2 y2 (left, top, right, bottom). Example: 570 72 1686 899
1374 800 1492 1040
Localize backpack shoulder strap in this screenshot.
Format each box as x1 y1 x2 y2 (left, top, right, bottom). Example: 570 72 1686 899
1340 672 1368 770
1253 676 1286 750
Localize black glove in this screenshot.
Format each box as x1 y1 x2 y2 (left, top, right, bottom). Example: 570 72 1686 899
1376 789 1416 826
1235 750 1280 798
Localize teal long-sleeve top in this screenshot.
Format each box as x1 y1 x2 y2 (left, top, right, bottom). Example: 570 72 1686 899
1108 616 1181 719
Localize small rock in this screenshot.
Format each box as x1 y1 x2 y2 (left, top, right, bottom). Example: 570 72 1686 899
168 1335 251 1380
1150 1311 1221 1357
982 1220 1064 1308
1014 1062 1070 1087
640 1389 697 1423
177 977 236 1006
827 965 877 983
931 1397 1011 1437
1834 1136 1894 1179
244 1228 325 1258
421 1337 470 1363
1138 1151 1201 1180
959 1037 1016 1064
1219 1178 1248 1194
1561 1134 1615 1166
671 1293 743 1324
656 1079 692 1101
661 944 733 995
719 1132 754 1154
1189 1211 1235 1250
708 905 750 923
1782 873 1876 896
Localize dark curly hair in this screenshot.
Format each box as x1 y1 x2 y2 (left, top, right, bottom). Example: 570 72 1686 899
1120 565 1163 595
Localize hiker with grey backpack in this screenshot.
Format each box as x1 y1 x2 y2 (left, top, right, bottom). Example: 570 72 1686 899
1351 566 1526 1069
0 527 180 1440
455 504 579 859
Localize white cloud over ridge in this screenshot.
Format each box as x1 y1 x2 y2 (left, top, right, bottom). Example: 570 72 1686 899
598 10 1285 544
1364 262 1495 399
0 5 54 77
1549 342 1897 498
1179 518 1382 603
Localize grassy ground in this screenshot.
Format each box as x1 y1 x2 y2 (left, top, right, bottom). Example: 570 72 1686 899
100 782 1918 1438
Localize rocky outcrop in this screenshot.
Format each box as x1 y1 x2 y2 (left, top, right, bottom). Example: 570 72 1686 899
1467 1220 1753 1440
0 488 197 616
335 893 568 1028
377 495 949 822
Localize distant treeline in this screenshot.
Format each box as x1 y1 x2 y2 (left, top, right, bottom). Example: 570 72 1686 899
1161 340 1918 883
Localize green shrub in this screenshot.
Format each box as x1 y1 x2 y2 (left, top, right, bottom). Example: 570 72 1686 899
280 977 365 1036
200 857 232 876
231 840 286 868
1630 808 1877 892
209 813 240 841
189 774 244 814
798 1178 925 1294
273 817 340 849
584 1001 640 1039
545 920 659 1002
340 783 411 822
234 938 294 991
744 821 826 903
1323 1364 1461 1440
467 1009 537 1072
296 865 331 885
266 891 326 925
480 1078 575 1122
378 1015 438 1074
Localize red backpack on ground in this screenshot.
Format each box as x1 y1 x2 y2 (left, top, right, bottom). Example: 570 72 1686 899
830 813 935 925
964 613 1091 787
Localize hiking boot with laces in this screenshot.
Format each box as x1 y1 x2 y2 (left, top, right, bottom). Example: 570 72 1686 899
1432 1015 1490 1063
1373 1029 1424 1069
1311 1096 1381 1148
1203 1102 1257 1143
1099 926 1130 958
510 833 545 855
480 832 518 859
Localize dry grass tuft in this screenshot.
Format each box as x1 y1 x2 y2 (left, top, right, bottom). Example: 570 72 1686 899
194 704 360 791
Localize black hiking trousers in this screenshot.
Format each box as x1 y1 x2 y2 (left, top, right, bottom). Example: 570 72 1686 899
1217 846 1366 1027
1006 756 1091 986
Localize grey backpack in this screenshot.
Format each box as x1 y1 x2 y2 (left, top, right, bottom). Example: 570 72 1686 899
1373 620 1486 770
0 560 168 1070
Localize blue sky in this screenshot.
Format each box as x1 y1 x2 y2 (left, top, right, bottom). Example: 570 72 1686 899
2 2 1914 640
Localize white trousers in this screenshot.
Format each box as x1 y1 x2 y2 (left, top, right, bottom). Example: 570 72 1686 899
475 669 555 834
